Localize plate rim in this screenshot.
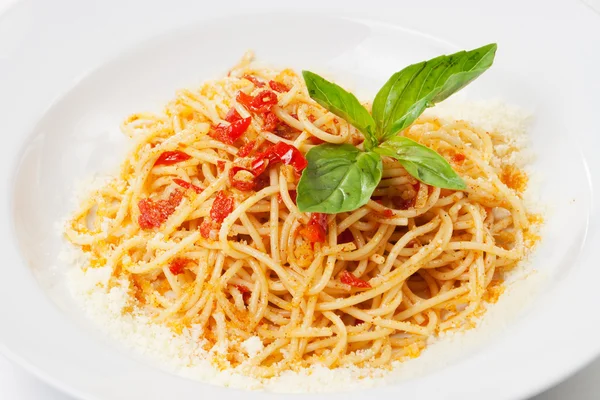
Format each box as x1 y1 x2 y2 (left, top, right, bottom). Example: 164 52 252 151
1 1 600 399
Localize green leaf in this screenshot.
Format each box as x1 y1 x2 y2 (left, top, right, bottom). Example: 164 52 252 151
302 71 378 150
376 136 466 190
372 43 497 141
297 144 382 213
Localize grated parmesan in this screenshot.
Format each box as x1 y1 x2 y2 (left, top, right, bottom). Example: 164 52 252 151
63 100 545 392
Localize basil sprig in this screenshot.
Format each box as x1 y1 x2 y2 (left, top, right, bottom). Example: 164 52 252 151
297 43 496 214
303 71 378 150
373 43 497 141
375 136 466 190
296 144 382 213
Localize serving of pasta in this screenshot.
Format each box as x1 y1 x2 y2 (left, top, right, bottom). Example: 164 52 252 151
65 50 540 379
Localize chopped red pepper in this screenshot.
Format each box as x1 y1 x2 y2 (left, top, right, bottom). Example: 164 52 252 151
236 91 254 109
210 191 234 223
236 90 278 114
200 192 235 238
155 151 191 166
269 80 289 93
250 142 307 176
250 156 270 177
138 190 184 229
269 142 308 172
228 143 306 192
337 229 354 244
277 190 297 205
274 123 300 140
309 136 325 145
391 182 421 210
381 208 394 218
263 111 279 131
288 190 297 204
340 270 371 288
254 174 270 192
237 140 256 157
453 153 466 163
392 197 415 210
234 284 251 303
235 284 251 294
299 213 328 243
173 178 203 194
199 219 214 239
392 196 414 210
210 117 252 145
225 107 242 123
168 257 191 275
229 166 256 192
407 239 420 248
242 74 265 87
252 90 278 113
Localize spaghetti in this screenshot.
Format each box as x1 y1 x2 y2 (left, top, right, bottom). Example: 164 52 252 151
66 53 539 377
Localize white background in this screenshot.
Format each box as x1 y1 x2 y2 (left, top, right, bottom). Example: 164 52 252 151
1 0 599 398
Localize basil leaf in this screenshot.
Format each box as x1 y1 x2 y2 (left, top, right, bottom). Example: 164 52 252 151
297 144 382 213
372 43 497 141
302 71 378 150
376 136 466 190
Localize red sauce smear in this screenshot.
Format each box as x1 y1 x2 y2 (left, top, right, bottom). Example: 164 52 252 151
168 257 191 275
268 80 290 93
299 213 328 243
138 190 183 229
173 179 202 194
155 151 191 166
340 270 371 288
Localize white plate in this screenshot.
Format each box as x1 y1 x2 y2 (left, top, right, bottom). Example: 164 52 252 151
1 0 599 399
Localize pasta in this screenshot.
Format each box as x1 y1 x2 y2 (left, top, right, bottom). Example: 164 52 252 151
66 53 539 377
